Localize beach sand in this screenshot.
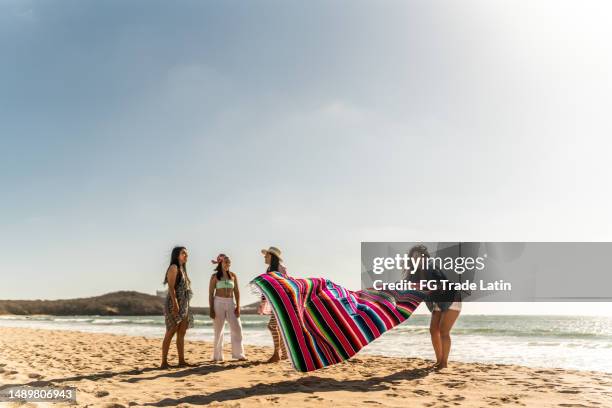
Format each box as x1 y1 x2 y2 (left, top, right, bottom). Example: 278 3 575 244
0 327 610 407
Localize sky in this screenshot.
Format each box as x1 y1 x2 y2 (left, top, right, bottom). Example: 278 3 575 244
1 1 611 315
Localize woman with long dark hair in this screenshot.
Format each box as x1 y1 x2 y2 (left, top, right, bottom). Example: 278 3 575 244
259 246 288 363
209 253 246 362
406 244 461 370
161 246 194 368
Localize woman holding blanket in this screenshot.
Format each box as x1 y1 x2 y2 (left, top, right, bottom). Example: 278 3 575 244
259 246 289 363
406 244 461 370
251 247 424 372
209 253 246 362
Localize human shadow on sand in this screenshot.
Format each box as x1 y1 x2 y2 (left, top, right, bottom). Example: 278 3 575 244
143 366 431 406
121 360 265 383
0 361 262 390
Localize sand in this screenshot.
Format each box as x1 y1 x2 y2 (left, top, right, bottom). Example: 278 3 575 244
0 327 610 407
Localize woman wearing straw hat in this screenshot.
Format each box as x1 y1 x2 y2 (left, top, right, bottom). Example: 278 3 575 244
259 246 289 363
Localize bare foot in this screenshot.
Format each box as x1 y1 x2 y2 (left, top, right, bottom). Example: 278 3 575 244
426 362 440 370
159 362 170 369
267 354 280 363
178 361 196 368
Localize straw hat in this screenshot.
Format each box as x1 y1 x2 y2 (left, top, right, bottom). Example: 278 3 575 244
261 246 283 262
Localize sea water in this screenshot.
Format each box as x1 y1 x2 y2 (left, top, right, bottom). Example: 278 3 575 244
1 314 610 373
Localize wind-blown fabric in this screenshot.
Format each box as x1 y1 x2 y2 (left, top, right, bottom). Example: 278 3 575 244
251 271 425 372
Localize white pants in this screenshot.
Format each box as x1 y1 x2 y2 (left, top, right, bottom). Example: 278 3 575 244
212 296 245 361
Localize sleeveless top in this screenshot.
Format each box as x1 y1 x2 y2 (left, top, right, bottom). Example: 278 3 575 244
164 267 194 329
406 267 459 312
216 279 235 289
166 265 184 288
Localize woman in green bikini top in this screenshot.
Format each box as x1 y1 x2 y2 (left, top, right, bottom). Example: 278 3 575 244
208 253 246 361
216 279 235 290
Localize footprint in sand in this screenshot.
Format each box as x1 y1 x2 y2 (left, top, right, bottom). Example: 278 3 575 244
95 390 110 398
443 381 467 389
413 389 431 396
535 370 557 375
362 372 375 378
486 394 524 406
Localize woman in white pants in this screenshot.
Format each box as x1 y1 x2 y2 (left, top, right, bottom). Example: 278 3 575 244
209 253 246 362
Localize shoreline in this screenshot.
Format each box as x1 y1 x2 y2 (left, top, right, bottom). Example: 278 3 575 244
1 327 611 407
1 315 611 374
0 323 610 376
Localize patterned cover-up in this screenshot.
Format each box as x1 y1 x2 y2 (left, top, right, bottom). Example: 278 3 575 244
164 270 194 330
251 271 426 372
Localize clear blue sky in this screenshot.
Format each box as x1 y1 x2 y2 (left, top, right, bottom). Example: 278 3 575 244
1 1 611 315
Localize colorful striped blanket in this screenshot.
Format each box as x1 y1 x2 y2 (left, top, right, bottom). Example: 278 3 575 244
251 271 426 372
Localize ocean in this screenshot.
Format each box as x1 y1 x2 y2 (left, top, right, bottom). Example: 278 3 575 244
1 314 610 373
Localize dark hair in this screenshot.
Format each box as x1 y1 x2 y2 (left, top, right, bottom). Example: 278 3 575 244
214 256 230 281
267 253 280 273
408 244 430 259
164 246 187 285
406 244 430 280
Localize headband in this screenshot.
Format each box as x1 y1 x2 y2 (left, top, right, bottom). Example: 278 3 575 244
211 254 227 264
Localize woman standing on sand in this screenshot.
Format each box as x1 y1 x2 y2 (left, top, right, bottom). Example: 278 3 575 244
209 253 246 362
161 246 194 368
406 244 461 370
250 249 424 372
258 246 289 363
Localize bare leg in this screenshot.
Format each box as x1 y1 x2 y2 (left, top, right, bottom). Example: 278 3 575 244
177 319 189 366
267 315 281 362
278 326 288 360
161 325 178 368
438 309 460 369
429 311 443 367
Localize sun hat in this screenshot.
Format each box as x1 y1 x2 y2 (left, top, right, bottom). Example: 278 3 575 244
261 246 283 262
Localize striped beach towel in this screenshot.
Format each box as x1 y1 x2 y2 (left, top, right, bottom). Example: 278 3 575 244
251 271 425 372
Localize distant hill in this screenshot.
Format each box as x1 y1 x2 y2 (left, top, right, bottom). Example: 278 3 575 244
0 291 260 316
